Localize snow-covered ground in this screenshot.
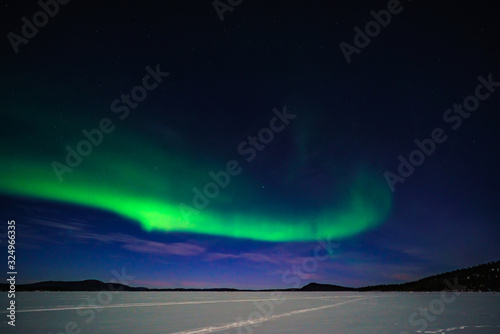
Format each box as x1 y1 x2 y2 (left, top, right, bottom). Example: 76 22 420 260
1 292 499 333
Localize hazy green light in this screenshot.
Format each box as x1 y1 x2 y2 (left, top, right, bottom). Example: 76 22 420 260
0 103 391 242
0 156 390 241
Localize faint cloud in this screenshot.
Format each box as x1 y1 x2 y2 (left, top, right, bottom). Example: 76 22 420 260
123 240 205 256
205 252 280 264
28 217 90 231
205 252 239 261
75 232 205 257
18 218 206 258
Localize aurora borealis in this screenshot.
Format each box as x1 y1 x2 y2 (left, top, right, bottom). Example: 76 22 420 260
0 92 391 242
1 0 499 289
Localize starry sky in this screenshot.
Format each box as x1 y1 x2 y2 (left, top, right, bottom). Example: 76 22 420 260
0 0 499 289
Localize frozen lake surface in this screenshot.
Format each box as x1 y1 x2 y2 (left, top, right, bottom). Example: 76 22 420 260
1 292 499 333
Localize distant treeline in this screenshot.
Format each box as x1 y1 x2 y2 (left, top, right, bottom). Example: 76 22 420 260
359 260 500 292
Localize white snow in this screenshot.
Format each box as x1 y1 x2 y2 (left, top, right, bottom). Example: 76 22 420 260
1 292 498 333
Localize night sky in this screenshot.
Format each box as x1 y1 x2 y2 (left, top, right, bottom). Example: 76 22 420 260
1 0 499 289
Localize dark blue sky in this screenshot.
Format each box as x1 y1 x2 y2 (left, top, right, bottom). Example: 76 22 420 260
0 0 499 289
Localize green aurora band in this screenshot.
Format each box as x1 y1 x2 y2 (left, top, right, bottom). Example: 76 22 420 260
1 102 392 242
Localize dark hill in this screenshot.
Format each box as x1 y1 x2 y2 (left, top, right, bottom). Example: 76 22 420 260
300 282 356 291
2 279 148 292
359 260 500 292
